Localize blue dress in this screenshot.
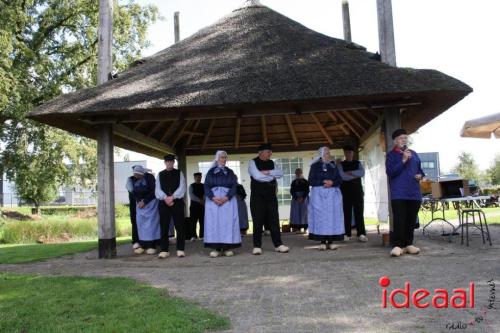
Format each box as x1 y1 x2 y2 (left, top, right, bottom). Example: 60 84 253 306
132 173 161 243
203 166 241 249
307 161 345 241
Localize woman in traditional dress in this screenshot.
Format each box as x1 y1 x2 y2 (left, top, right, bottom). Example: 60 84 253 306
235 175 249 236
204 151 241 257
130 165 161 255
289 168 309 233
308 147 345 250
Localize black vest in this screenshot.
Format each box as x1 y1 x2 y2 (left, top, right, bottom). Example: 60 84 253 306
191 183 204 199
159 169 180 196
340 160 363 193
251 157 277 195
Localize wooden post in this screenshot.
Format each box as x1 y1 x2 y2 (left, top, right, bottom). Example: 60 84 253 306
97 124 116 258
98 0 113 84
377 0 399 241
176 146 188 216
174 12 180 43
377 0 396 66
342 0 352 42
97 0 116 258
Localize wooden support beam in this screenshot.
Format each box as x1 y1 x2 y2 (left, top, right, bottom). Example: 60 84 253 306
234 118 241 148
327 111 338 123
132 122 142 131
341 111 366 134
354 110 373 127
336 112 361 139
284 115 299 147
311 114 333 145
261 116 268 143
172 120 191 147
202 119 215 150
160 121 179 143
185 119 201 145
114 124 175 154
148 121 165 137
377 0 397 66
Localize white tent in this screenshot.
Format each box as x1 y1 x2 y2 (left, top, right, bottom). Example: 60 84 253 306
460 112 500 138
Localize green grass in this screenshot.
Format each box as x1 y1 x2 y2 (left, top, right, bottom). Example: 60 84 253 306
0 238 131 264
0 215 132 244
0 273 230 333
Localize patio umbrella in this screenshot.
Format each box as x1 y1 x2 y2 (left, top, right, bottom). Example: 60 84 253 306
460 112 500 138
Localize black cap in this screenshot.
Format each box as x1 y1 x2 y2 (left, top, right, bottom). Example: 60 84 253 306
193 172 202 177
258 143 273 151
342 145 355 151
391 128 407 140
163 154 176 161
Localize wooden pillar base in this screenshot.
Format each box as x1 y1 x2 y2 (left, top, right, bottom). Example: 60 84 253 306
98 238 117 259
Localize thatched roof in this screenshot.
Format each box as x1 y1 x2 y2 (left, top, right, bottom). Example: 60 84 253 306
28 3 472 157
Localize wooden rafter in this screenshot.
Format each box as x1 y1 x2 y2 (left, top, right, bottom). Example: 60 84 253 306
261 116 268 143
114 124 174 154
148 121 165 137
336 112 361 139
342 111 365 134
172 120 191 147
354 110 373 127
132 122 143 131
160 121 179 143
311 113 333 145
234 118 241 148
284 114 299 147
202 119 216 150
327 111 338 123
185 119 201 145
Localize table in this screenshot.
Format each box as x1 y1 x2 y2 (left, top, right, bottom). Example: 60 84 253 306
421 196 490 241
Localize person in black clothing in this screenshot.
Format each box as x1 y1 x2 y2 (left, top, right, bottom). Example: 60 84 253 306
337 145 367 242
188 172 205 240
155 154 187 258
248 143 289 255
289 168 309 233
235 176 249 235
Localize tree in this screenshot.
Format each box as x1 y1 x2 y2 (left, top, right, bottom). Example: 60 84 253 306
452 152 480 181
0 0 158 211
487 154 500 185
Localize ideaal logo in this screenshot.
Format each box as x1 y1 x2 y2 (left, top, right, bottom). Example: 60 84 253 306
379 276 497 330
379 276 475 309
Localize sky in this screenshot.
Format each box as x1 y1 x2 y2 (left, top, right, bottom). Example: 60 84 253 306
122 0 500 173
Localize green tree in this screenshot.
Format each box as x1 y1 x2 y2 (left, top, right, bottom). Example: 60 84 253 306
487 154 500 185
452 152 480 182
0 0 158 211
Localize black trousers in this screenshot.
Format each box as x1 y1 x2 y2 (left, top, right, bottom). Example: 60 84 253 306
128 199 139 244
391 200 421 248
189 202 205 238
342 192 366 237
250 193 282 248
159 200 185 251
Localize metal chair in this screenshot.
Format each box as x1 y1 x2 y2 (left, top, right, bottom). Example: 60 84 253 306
460 209 492 246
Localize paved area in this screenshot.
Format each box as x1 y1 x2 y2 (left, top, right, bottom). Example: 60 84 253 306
1 225 500 333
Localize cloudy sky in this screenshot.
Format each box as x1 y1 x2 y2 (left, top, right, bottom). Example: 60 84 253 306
125 0 499 172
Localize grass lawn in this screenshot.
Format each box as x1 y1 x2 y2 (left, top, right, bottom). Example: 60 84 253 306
0 237 131 264
0 273 229 333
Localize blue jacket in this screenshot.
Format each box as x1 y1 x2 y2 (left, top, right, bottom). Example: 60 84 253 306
308 160 342 187
204 166 237 199
386 147 425 200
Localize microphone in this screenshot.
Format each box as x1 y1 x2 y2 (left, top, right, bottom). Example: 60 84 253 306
402 145 408 151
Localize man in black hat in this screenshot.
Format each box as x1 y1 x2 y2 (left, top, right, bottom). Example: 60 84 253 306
248 143 289 255
337 145 367 242
188 172 205 240
386 128 425 257
155 154 187 258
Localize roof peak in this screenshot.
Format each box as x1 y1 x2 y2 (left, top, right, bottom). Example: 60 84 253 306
238 0 264 9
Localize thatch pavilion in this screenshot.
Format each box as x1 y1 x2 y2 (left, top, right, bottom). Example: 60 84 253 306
28 3 471 257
